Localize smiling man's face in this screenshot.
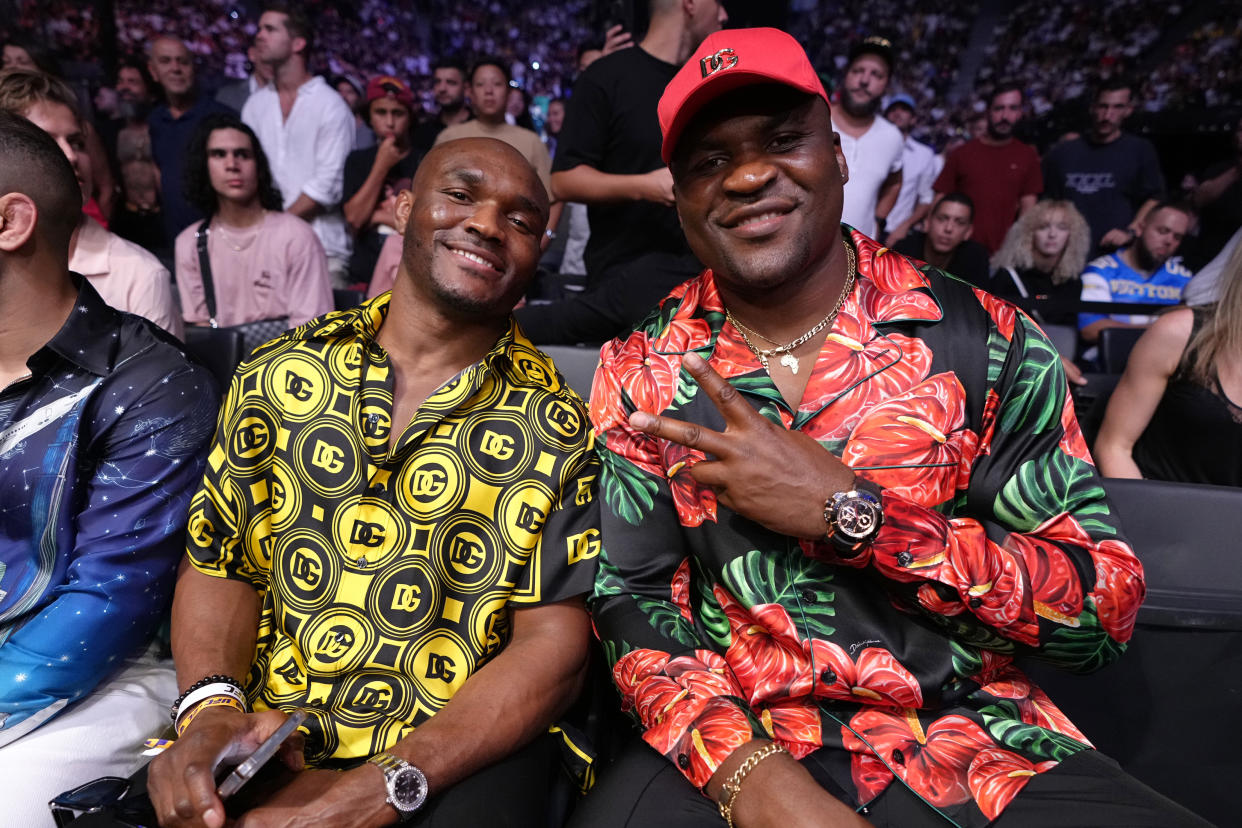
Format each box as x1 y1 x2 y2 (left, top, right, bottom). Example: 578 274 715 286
671 85 845 293
395 137 548 319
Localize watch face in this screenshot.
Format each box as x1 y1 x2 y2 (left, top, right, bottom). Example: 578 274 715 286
391 767 428 812
836 495 880 539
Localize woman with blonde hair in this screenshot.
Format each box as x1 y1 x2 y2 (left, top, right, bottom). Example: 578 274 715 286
1095 238 1242 485
990 199 1092 326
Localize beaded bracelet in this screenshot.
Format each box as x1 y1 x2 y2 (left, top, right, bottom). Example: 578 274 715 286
170 675 245 722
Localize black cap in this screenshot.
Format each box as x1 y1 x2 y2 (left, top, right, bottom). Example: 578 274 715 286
847 35 895 74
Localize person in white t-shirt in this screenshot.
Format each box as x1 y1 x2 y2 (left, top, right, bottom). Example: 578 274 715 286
242 2 354 286
831 36 903 239
882 95 936 247
175 113 332 329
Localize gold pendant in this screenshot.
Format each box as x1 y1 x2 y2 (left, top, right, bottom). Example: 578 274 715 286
779 352 799 374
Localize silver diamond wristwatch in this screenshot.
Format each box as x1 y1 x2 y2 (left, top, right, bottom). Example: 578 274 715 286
367 752 428 821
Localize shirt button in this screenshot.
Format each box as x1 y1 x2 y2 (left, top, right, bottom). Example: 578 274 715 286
891 748 905 765
896 551 914 567
801 589 817 604
969 597 983 609
677 754 690 769
820 668 837 685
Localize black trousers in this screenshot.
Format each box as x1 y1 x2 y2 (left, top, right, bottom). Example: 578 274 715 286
568 738 1215 828
514 252 702 346
69 732 558 828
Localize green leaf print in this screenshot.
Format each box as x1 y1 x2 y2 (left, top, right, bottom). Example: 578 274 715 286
672 364 699 409
994 452 1113 534
722 549 836 638
981 700 1086 761
594 553 625 598
636 598 699 648
598 446 658 526
950 639 984 679
599 636 634 671
986 326 1008 385
695 561 732 649
1000 319 1062 435
1035 598 1126 673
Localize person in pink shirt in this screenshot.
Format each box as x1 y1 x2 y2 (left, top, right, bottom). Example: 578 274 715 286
175 113 333 329
0 69 183 337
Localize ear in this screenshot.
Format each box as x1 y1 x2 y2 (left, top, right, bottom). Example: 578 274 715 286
394 189 413 235
292 36 308 57
0 193 38 253
964 223 973 240
833 132 849 184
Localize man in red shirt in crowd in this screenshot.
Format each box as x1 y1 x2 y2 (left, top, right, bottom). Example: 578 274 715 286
934 82 1042 254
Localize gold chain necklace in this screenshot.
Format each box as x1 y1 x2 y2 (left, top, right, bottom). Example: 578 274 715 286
725 241 857 375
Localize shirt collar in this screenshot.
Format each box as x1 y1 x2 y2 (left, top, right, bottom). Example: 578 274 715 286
68 217 111 278
32 274 122 377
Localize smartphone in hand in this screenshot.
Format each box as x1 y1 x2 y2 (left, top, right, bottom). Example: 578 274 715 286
217 710 308 799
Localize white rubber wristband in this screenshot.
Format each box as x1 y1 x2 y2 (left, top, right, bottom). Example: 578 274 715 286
174 682 247 729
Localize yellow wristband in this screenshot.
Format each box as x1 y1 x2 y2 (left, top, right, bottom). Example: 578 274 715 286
717 743 789 828
175 694 245 736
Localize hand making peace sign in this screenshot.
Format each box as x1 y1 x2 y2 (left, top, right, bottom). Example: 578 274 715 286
628 352 860 540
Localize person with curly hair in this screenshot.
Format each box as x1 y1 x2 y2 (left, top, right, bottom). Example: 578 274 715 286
175 112 332 332
990 199 1092 327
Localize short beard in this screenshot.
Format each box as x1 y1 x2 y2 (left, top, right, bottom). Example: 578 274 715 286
840 90 881 119
1133 241 1161 272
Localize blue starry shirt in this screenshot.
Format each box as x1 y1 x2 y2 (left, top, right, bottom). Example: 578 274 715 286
0 276 218 743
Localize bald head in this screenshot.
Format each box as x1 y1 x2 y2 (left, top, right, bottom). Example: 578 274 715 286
0 109 81 257
148 36 194 97
416 137 549 219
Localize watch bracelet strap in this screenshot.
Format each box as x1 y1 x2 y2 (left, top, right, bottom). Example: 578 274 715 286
717 743 789 827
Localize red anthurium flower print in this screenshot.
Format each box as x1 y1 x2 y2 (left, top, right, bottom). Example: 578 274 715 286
945 523 1040 645
671 558 693 621
844 709 994 807
853 231 931 294
798 303 935 441
856 273 941 322
916 582 965 616
617 648 746 758
968 748 1056 820
603 424 661 479
712 325 764 380
975 668 1089 743
806 640 925 708
975 389 1001 460
870 497 954 583
758 699 823 759
716 589 813 704
1002 532 1085 627
616 333 681 415
663 440 718 527
841 373 970 507
665 696 755 788
590 344 627 433
1028 513 1144 642
973 289 1017 342
1058 393 1091 461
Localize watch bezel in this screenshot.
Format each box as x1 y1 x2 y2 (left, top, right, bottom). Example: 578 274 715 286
388 764 428 814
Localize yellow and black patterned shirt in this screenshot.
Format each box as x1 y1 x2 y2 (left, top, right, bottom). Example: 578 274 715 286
186 294 599 765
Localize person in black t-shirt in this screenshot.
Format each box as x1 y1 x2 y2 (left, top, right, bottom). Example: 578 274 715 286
893 192 991 289
343 75 421 287
514 0 728 345
410 57 471 160
1184 114 1242 271
990 198 1092 328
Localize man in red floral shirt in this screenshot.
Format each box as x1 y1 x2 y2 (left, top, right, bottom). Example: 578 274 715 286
571 28 1209 828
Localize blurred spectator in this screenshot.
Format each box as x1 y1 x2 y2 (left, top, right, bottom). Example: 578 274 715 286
1079 200 1194 346
520 0 726 345
0 110 216 825
343 75 421 288
1184 113 1242 270
882 95 936 247
97 57 156 165
0 69 182 337
894 192 990 287
215 45 272 112
176 113 332 330
110 155 169 258
331 73 376 150
934 82 1042 254
147 34 231 242
506 85 536 131
1043 78 1165 253
1095 239 1242 485
435 57 556 222
544 96 564 157
991 199 1092 327
243 2 354 286
832 36 903 238
1186 226 1242 307
1 33 62 76
410 56 470 158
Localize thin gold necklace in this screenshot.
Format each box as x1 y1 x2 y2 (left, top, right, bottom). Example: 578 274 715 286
213 211 266 252
725 241 857 375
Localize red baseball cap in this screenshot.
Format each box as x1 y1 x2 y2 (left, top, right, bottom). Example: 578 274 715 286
658 27 829 164
366 75 415 109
